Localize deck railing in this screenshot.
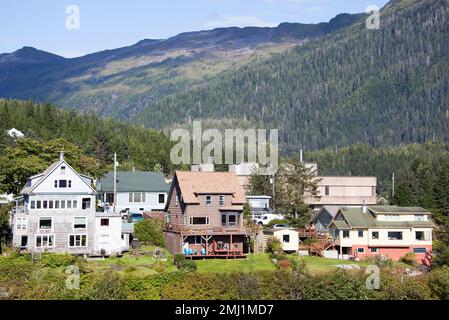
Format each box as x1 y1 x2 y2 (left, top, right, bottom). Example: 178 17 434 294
165 223 246 235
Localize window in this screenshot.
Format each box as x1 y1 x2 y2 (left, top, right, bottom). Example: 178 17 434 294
142 193 146 202
218 195 225 206
129 193 133 202
357 248 365 253
55 200 59 209
20 236 28 247
59 180 67 188
69 235 87 247
30 201 35 209
61 166 66 174
16 217 27 230
413 248 427 254
388 231 403 240
343 230 350 238
35 235 54 248
73 200 77 209
36 201 41 209
43 201 48 209
188 236 202 245
415 231 430 241
101 219 110 226
39 217 52 230
134 193 141 202
82 198 91 210
371 231 379 240
175 195 179 206
358 230 364 238
67 200 72 209
370 248 378 253
415 215 426 221
325 186 330 196
54 180 58 188
61 200 66 209
190 217 209 225
74 217 87 229
221 214 238 227
68 180 72 188
49 201 53 209
158 194 165 204
205 195 212 206
283 234 290 243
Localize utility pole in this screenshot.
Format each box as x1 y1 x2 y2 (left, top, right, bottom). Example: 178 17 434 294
113 152 117 213
271 172 275 213
392 172 395 199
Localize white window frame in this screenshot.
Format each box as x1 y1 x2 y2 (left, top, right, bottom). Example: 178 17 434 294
370 248 378 253
16 217 27 230
35 235 55 248
68 234 88 248
38 217 53 231
73 216 87 230
189 217 210 225
357 248 365 254
205 195 212 206
218 195 225 206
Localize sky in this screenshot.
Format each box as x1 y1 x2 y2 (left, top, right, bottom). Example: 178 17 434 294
0 0 390 58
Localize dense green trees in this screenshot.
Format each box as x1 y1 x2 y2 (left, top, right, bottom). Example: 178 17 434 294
0 99 174 176
137 0 449 153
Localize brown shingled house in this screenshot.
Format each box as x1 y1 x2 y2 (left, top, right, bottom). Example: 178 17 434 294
164 171 248 258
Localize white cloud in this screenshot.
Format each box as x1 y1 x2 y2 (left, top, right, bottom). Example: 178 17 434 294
204 15 277 28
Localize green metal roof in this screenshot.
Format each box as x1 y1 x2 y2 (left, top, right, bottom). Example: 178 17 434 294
96 171 170 193
332 220 351 230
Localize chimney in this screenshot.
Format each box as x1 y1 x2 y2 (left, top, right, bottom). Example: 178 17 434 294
60 151 64 161
362 200 367 213
300 149 303 163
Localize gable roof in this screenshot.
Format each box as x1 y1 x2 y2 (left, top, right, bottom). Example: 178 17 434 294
21 159 95 195
96 171 170 193
310 205 341 222
330 207 435 229
174 170 246 204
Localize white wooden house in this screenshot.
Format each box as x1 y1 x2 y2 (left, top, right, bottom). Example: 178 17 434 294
11 152 124 256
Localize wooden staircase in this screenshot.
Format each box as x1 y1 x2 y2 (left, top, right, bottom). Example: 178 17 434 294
422 249 432 267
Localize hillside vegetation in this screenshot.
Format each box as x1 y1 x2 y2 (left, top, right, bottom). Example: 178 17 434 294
137 0 449 153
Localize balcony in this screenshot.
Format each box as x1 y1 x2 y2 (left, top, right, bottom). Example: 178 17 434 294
165 223 246 235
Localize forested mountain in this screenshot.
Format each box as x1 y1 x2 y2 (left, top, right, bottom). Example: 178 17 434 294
0 99 173 173
0 14 359 119
136 0 449 153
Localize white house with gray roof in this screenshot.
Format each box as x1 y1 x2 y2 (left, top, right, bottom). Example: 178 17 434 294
11 152 124 256
96 171 170 213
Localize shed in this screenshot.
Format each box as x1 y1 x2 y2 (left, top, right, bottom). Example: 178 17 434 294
264 228 299 252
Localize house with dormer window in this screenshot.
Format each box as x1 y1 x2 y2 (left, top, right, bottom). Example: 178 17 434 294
11 152 123 256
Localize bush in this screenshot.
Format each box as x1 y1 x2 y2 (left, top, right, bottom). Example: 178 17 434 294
173 254 186 268
125 276 160 300
266 237 283 254
277 259 292 269
428 266 449 299
177 259 197 271
364 255 393 268
40 253 78 268
81 272 128 300
399 253 417 266
134 219 165 247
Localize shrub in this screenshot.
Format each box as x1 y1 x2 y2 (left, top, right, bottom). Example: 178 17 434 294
235 273 260 299
40 253 78 268
378 272 433 300
125 276 160 300
81 272 128 300
365 255 393 268
400 253 417 266
266 237 283 254
173 254 186 268
177 259 197 271
153 261 167 274
134 219 165 247
428 266 449 299
277 259 292 269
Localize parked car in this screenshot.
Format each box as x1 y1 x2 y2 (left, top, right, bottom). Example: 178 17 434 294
253 213 285 226
272 224 290 229
129 212 144 223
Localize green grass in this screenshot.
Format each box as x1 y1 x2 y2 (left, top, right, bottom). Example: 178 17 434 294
195 253 276 273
